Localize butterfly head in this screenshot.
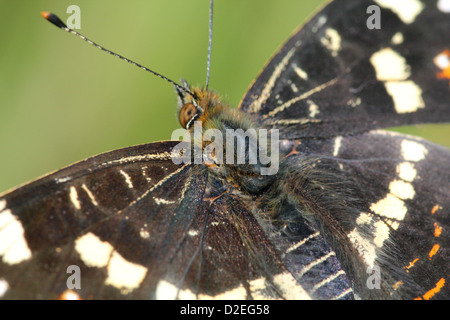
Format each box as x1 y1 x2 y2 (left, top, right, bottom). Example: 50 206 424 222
175 79 229 131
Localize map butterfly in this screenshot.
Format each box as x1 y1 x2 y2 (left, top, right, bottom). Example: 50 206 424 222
0 0 449 300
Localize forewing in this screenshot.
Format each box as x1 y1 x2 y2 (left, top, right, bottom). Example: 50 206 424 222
0 141 187 298
239 0 450 139
0 141 313 299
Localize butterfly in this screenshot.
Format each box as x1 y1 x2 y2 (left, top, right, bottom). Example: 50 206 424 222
0 0 449 300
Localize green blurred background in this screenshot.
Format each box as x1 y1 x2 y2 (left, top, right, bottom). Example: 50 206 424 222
0 0 449 193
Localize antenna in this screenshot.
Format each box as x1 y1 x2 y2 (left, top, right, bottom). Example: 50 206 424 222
40 12 196 99
205 0 213 90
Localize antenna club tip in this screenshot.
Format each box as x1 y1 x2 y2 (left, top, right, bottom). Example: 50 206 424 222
41 11 51 19
41 11 68 29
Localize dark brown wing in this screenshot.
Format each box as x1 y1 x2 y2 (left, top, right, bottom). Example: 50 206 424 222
0 141 313 299
239 0 450 140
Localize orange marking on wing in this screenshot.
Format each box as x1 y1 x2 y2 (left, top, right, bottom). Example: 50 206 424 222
428 244 440 260
434 50 450 84
421 278 446 300
431 204 442 215
393 280 404 290
434 222 442 238
404 258 419 273
437 68 450 80
284 140 301 158
203 191 226 204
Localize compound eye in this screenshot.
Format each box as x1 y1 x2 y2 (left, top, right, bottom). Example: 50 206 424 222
179 103 197 128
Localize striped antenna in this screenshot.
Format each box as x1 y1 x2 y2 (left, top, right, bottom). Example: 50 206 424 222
41 12 196 99
205 0 213 90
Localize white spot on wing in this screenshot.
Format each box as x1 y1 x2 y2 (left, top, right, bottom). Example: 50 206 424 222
333 136 343 157
105 251 148 295
437 0 450 12
352 137 425 263
389 180 415 200
391 32 404 45
397 162 417 182
434 51 450 70
355 212 395 252
384 81 425 114
0 209 32 265
308 100 320 117
290 82 298 93
75 232 113 268
155 278 272 300
370 48 424 114
0 279 9 298
119 170 134 189
0 200 6 212
374 0 425 24
348 229 377 266
355 212 373 225
401 140 428 161
188 229 199 237
155 280 212 299
321 28 341 56
292 63 308 80
156 280 180 299
81 184 99 206
140 228 150 239
370 48 410 81
370 193 407 220
141 166 152 183
373 220 390 248
347 97 361 108
70 186 81 210
154 198 175 205
55 177 71 184
75 232 148 294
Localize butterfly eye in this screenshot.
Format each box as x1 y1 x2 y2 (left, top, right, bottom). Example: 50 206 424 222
179 103 198 128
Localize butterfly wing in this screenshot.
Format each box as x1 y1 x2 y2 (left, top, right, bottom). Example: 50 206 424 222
0 141 183 298
237 0 450 299
239 0 450 139
273 131 450 299
2 0 449 300
326 131 450 300
0 141 315 299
